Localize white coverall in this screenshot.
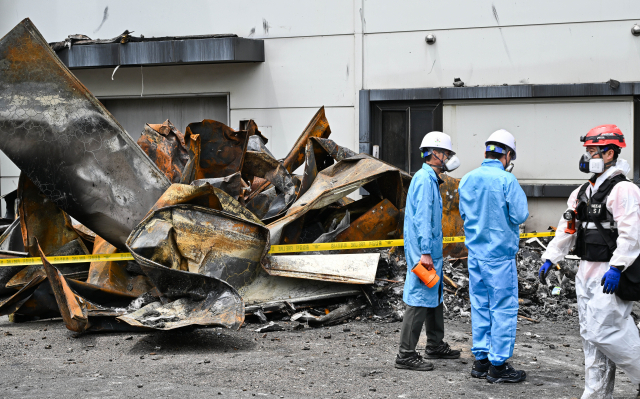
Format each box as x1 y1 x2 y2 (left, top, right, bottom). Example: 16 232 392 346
542 159 640 399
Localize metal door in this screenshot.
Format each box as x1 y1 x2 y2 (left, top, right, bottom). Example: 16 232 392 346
372 101 442 174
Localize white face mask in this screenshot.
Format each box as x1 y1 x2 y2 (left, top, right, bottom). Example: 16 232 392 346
505 162 515 173
579 152 605 174
444 154 460 172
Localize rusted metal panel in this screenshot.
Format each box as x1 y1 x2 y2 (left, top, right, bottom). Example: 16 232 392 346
40 245 88 332
180 120 248 183
6 238 90 289
265 253 380 284
0 19 171 249
148 183 222 214
126 205 270 290
137 120 189 183
38 243 151 332
268 155 406 245
192 172 249 202
440 174 467 259
334 199 400 242
149 183 262 225
8 173 91 288
17 174 81 257
86 236 153 298
282 107 332 173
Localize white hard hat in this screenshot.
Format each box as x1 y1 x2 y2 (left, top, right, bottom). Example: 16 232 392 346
419 131 455 154
485 129 517 159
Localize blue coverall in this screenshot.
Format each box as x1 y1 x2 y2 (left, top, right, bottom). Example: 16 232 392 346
403 164 444 308
458 159 529 365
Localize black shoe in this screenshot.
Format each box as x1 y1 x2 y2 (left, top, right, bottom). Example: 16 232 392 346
425 341 461 359
486 362 526 384
636 383 639 398
471 359 490 379
394 354 434 371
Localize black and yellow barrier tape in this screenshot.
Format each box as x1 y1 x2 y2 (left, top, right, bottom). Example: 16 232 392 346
0 231 556 266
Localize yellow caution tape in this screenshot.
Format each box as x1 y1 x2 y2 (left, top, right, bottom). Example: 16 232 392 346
0 253 134 267
268 231 556 254
0 231 557 266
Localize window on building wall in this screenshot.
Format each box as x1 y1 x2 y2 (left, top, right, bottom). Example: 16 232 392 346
100 95 229 140
372 101 443 175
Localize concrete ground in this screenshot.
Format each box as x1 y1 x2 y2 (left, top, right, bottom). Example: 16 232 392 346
0 315 638 399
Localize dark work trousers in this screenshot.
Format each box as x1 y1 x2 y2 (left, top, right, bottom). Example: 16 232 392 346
398 302 444 358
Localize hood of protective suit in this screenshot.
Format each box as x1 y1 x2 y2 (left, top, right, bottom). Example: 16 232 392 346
593 158 630 192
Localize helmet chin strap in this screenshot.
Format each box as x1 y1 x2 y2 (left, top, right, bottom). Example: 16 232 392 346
431 151 449 170
596 147 617 171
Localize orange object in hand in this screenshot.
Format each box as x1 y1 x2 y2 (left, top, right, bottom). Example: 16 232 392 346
412 263 440 288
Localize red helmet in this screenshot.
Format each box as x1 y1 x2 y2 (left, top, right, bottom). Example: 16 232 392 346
581 124 626 148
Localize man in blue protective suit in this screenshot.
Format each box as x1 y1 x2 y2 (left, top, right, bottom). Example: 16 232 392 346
395 131 462 371
458 129 529 383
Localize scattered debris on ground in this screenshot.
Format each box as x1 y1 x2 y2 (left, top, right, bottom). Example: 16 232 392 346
0 19 637 344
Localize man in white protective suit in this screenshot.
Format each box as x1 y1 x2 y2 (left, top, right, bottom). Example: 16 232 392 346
539 124 640 399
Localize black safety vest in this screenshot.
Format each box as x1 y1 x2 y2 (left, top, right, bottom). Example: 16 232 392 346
573 174 640 301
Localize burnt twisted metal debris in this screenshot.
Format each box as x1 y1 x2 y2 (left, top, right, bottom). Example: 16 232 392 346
0 18 474 333
0 18 170 249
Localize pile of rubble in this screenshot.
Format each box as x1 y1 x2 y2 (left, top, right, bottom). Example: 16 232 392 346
0 19 424 334
2 19 631 338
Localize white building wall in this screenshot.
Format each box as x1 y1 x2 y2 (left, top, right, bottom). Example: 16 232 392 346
2 1 640 228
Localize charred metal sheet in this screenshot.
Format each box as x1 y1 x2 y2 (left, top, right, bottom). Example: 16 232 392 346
150 183 262 225
265 253 380 284
87 236 153 299
268 155 406 245
0 279 61 320
72 223 96 253
245 186 277 220
38 244 150 332
282 107 331 173
6 238 90 289
290 298 367 327
191 172 250 202
18 173 83 257
240 269 360 309
334 199 400 243
246 135 274 158
9 173 91 288
180 120 248 183
440 174 467 259
0 19 171 249
137 120 189 183
126 205 269 291
0 275 46 316
300 140 319 198
310 137 357 163
313 211 350 244
243 150 297 222
118 262 244 330
149 183 222 214
210 187 263 225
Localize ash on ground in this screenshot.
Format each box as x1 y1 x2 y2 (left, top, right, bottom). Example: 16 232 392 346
368 238 640 328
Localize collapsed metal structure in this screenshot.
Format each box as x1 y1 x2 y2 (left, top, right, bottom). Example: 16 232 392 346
0 19 466 333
